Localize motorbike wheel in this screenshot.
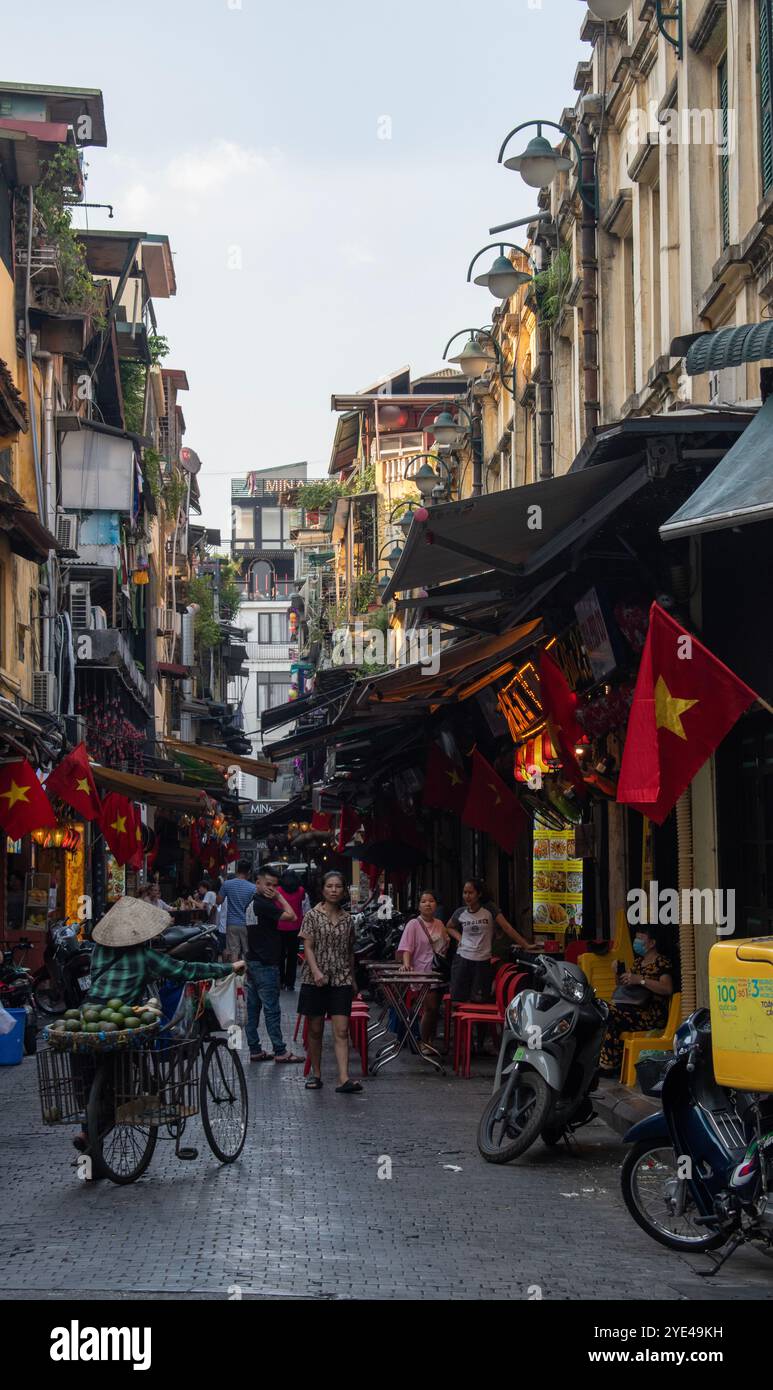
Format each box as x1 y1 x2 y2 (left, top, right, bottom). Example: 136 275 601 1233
477 1070 553 1164
621 1142 726 1252
32 971 66 1016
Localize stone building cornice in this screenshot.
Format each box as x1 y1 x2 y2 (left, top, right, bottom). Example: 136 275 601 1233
688 0 727 56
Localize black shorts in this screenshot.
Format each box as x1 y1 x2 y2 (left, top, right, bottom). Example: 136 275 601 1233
450 955 494 1004
297 984 354 1018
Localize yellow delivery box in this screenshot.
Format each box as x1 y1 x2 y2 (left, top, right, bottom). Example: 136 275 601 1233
709 938 773 1091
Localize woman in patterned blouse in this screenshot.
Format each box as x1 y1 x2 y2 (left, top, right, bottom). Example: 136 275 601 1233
298 871 362 1093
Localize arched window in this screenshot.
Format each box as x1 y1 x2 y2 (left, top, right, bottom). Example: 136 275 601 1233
251 561 273 597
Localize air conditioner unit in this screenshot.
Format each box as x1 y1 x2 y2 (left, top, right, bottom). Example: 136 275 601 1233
154 606 178 636
32 670 58 713
69 581 91 630
56 513 80 552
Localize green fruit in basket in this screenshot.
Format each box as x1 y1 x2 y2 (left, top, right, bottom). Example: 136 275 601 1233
121 1016 142 1030
100 1021 118 1032
107 999 125 1012
64 1019 81 1033
139 1012 158 1028
64 1009 81 1020
84 1023 102 1034
99 1009 115 1021
83 1008 102 1023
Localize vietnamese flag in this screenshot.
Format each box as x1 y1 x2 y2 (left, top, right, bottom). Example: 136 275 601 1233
45 743 102 822
538 650 586 794
423 743 469 816
128 809 145 871
462 749 527 854
0 760 56 838
101 792 138 866
617 602 757 824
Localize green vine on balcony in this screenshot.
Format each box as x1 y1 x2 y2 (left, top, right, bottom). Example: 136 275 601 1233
121 333 170 435
19 147 105 324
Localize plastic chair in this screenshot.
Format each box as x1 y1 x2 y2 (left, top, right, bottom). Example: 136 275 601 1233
578 950 617 1003
442 960 511 1053
620 992 682 1086
454 970 527 1079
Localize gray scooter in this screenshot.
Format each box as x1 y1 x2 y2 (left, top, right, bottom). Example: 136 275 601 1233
477 951 609 1163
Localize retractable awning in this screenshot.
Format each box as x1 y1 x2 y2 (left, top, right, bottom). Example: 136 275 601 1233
660 397 772 540
382 454 647 600
163 737 277 783
671 322 773 376
91 765 209 812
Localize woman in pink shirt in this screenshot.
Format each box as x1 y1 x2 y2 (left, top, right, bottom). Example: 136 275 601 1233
398 890 449 1052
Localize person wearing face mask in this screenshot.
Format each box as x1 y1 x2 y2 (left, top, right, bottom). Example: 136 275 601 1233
598 927 674 1077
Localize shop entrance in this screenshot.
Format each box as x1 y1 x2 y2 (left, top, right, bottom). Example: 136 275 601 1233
717 711 773 937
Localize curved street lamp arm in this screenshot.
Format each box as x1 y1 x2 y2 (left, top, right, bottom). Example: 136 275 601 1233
466 242 532 281
655 0 683 57
441 326 497 360
418 400 474 432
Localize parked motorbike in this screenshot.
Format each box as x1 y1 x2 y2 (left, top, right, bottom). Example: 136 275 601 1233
621 1008 773 1272
156 921 219 964
353 906 405 993
32 922 94 1016
0 940 38 1054
477 951 609 1163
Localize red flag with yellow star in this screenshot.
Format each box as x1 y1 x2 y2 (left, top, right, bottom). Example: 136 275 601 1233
100 792 138 866
0 760 56 838
617 602 757 824
45 743 101 822
462 749 527 854
423 743 469 816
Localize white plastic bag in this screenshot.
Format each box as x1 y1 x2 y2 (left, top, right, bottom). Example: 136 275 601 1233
208 973 238 1030
0 1005 16 1036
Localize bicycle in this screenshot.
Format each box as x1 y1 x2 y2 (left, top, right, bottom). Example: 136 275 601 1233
37 987 248 1185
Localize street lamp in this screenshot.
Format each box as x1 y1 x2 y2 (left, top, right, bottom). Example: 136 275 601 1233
584 0 629 17
418 400 473 448
581 0 681 52
404 454 453 504
443 327 498 379
467 243 532 300
498 120 598 216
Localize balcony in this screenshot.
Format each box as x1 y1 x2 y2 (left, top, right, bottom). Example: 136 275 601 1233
245 642 293 664
74 628 151 710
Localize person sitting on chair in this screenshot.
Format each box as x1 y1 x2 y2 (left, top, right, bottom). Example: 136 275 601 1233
598 927 673 1077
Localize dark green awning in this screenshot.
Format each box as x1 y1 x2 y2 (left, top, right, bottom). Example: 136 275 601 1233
660 396 773 539
671 321 773 376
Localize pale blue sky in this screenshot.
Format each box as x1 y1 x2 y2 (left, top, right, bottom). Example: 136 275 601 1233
4 0 586 536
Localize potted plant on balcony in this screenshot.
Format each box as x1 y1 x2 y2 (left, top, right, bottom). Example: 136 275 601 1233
17 146 105 327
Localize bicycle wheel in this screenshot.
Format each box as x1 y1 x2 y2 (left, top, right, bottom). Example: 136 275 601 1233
200 1039 247 1163
86 1057 157 1185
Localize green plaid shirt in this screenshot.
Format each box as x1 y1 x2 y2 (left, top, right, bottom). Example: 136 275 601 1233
88 942 233 1005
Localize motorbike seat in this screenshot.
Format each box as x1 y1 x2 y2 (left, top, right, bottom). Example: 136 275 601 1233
159 925 206 948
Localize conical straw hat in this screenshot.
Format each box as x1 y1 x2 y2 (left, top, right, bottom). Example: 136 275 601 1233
92 896 172 947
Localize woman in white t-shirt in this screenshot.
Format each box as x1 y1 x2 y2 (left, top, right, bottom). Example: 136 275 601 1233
446 877 531 1003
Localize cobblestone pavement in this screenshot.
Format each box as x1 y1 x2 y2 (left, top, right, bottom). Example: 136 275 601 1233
2 996 772 1300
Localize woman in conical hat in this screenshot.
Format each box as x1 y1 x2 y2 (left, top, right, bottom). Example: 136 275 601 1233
71 897 244 1152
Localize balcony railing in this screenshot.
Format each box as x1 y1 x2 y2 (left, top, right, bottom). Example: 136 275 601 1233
245 643 293 663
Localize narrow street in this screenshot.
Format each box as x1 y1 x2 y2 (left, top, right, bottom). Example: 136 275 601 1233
2 999 772 1302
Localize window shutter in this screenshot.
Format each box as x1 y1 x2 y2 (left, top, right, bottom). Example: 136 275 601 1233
719 55 730 247
761 0 773 194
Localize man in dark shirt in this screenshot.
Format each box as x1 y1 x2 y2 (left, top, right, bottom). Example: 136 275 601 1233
245 867 303 1063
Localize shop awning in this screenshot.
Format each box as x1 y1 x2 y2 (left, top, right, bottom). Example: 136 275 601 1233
91 764 209 811
382 454 647 600
660 396 773 540
671 322 773 376
163 737 277 782
156 661 190 679
350 619 543 709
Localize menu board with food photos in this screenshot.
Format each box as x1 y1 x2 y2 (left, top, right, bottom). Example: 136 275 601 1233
532 828 583 936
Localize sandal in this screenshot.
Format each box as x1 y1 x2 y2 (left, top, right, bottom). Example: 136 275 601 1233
274 1052 304 1063
72 1132 89 1153
335 1080 363 1094
249 1051 272 1063
305 1076 323 1089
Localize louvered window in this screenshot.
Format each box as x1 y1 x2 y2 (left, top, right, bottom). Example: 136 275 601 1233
719 55 730 247
761 1 773 193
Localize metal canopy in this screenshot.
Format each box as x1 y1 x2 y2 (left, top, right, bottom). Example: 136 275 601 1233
660 396 773 539
382 454 647 600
